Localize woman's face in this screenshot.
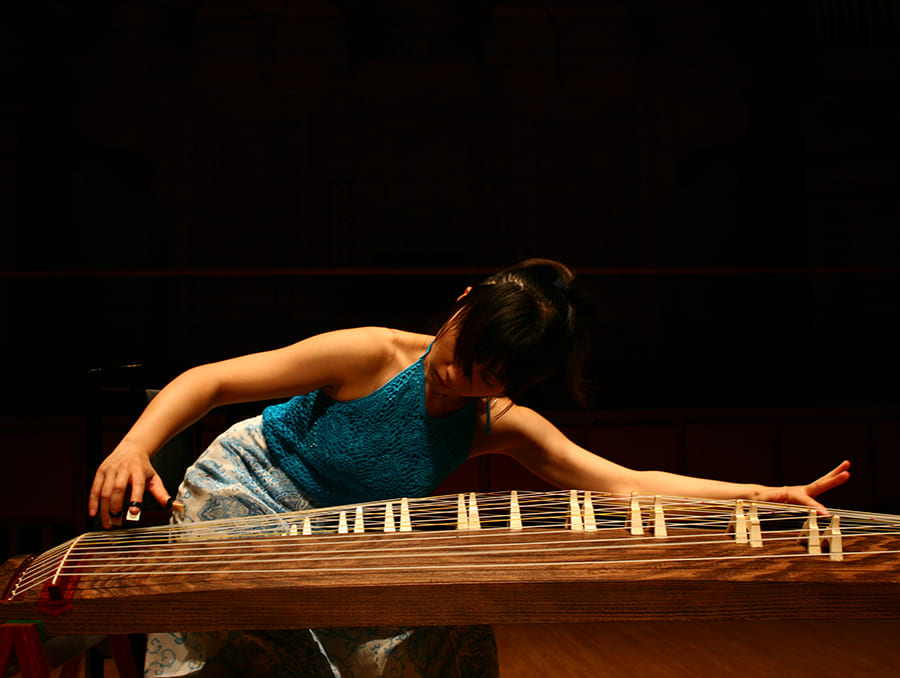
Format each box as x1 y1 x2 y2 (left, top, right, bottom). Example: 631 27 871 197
426 322 505 399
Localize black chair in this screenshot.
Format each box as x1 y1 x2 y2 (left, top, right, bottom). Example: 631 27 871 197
84 364 202 677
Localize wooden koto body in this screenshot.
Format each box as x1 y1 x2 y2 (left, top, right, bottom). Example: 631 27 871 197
2 490 899 635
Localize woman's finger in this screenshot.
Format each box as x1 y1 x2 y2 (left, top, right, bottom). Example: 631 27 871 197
807 460 851 497
146 474 172 510
98 469 124 529
127 471 146 521
789 490 829 515
88 469 106 517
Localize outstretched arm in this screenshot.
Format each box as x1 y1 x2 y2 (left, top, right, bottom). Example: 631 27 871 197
476 405 850 513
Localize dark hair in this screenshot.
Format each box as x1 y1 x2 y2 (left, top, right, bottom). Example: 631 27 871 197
440 258 591 404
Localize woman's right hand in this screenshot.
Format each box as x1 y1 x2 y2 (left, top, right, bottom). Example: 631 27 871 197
88 442 172 529
86 328 392 528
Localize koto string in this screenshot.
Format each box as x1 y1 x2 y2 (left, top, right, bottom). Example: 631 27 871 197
9 490 900 598
31 548 900 580
43 522 888 562
16 492 897 547
37 524 900 571
40 542 900 579
12 493 896 553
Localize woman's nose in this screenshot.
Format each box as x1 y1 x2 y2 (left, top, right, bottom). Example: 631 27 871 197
445 364 465 388
445 364 458 384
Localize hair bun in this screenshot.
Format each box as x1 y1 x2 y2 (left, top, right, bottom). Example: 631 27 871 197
493 258 575 291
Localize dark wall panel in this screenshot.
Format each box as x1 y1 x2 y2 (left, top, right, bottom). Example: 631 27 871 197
3 1 898 556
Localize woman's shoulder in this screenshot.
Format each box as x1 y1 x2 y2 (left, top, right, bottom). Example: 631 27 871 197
470 401 558 457
313 327 431 400
324 327 430 362
386 328 433 364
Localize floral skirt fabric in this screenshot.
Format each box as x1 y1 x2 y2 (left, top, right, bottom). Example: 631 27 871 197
143 416 499 678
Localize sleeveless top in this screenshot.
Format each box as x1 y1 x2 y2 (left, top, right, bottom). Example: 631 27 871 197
262 349 477 507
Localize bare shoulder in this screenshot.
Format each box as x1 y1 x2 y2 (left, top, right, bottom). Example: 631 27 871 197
192 326 433 406
302 326 396 380
319 326 397 361
470 402 561 457
307 327 430 400
386 328 434 364
321 326 429 365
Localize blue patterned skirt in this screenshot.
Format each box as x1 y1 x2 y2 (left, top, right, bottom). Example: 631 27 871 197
144 416 499 678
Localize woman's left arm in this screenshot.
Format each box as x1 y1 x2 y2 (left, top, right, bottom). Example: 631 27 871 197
475 405 850 513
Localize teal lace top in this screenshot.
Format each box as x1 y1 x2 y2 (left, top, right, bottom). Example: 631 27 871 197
262 349 477 507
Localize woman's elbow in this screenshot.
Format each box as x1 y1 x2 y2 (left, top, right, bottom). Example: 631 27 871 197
166 365 224 409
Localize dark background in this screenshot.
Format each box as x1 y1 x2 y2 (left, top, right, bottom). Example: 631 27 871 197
2 1 898 558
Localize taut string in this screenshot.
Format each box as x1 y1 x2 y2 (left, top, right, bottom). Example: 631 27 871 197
7 490 899 599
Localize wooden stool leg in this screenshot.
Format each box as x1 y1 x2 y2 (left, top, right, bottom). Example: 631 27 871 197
0 622 52 678
0 626 14 675
107 634 142 678
59 656 83 678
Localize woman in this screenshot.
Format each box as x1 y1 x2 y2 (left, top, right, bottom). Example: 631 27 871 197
89 259 850 677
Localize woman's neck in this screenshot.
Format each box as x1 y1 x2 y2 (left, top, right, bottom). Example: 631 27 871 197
425 386 471 418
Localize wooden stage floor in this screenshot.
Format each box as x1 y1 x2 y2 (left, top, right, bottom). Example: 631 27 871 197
40 620 900 677
495 620 900 677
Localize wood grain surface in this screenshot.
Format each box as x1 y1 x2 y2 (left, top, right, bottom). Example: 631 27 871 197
3 526 898 635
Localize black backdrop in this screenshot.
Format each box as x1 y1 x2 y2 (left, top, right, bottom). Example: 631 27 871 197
3 0 898 413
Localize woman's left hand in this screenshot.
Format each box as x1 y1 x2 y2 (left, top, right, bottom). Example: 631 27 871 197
758 460 851 514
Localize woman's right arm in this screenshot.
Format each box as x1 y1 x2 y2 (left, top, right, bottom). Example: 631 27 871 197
88 366 222 527
88 327 393 527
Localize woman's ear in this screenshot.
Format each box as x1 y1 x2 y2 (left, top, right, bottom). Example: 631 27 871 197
456 286 473 302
